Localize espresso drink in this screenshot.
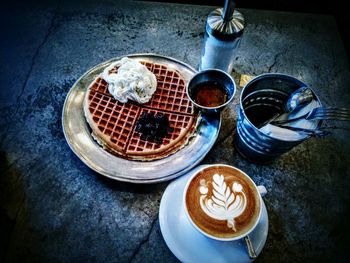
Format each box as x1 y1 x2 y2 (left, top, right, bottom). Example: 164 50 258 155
185 165 261 239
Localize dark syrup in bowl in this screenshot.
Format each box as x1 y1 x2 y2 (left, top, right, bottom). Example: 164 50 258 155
193 81 229 108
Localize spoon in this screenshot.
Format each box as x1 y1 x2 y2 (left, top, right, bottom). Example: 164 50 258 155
244 235 257 259
258 86 314 128
286 86 314 112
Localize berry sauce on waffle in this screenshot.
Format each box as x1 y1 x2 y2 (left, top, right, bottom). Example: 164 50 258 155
83 60 198 161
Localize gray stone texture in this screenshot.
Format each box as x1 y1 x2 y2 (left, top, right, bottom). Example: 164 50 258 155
1 0 349 262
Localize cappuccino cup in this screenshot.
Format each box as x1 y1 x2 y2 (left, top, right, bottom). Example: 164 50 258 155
183 164 266 241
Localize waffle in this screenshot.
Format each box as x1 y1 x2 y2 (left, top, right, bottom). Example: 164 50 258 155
84 60 198 160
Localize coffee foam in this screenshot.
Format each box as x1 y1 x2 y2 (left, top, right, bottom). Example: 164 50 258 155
185 166 261 239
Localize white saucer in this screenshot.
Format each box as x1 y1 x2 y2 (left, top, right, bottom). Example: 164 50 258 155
159 165 269 263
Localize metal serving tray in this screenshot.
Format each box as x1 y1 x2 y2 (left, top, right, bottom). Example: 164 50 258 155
62 54 221 183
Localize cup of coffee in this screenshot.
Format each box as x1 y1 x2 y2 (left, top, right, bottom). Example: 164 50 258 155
183 164 266 241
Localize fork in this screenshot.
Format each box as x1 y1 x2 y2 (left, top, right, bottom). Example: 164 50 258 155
271 107 350 125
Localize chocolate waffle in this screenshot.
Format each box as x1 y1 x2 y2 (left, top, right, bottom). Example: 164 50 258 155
84 60 198 160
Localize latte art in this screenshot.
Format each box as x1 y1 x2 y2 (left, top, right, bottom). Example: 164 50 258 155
199 174 247 231
185 165 261 239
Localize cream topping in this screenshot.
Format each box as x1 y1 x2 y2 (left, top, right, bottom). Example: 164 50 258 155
101 57 157 103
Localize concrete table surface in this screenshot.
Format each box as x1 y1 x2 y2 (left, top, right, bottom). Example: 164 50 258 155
1 0 350 262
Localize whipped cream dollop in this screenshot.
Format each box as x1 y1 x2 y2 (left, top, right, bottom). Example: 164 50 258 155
199 174 247 231
101 57 157 103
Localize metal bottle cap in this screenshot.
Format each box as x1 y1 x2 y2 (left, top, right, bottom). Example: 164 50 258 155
206 1 245 41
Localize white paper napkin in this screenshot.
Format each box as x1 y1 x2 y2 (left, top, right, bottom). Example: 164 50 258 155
259 100 321 141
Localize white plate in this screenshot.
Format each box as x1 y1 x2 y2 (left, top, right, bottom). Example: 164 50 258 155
159 165 269 263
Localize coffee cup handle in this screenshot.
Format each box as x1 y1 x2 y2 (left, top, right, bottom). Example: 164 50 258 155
257 185 267 197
